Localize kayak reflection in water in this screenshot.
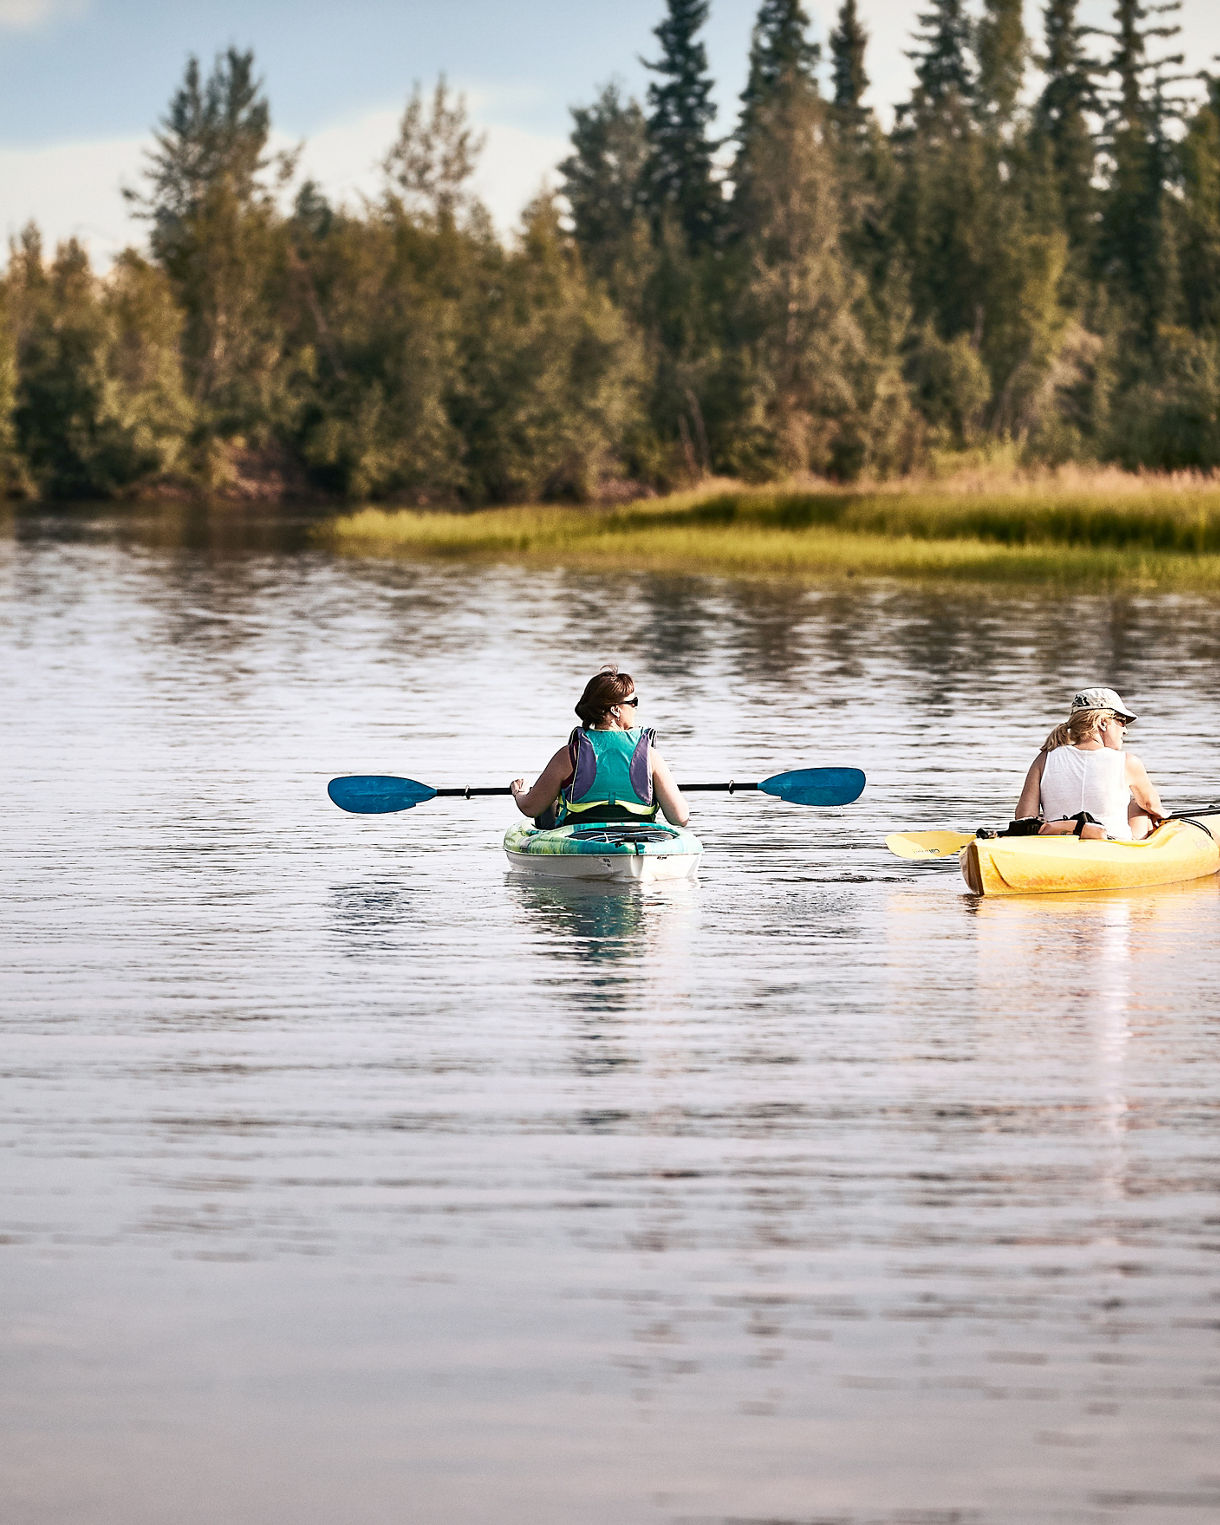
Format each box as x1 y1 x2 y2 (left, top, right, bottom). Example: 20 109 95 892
1014 686 1166 842
510 666 691 830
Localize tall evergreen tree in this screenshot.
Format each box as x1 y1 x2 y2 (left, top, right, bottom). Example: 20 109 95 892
1110 0 1156 124
128 49 290 451
1178 77 1220 333
895 0 984 343
739 0 821 142
642 0 721 249
1096 0 1187 335
132 50 271 256
903 0 974 117
736 0 821 207
826 0 895 326
720 65 911 478
829 0 870 123
975 0 1027 128
1033 0 1099 273
559 83 651 302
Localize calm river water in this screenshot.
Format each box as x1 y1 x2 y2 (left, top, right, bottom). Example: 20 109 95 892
3 502 1220 1525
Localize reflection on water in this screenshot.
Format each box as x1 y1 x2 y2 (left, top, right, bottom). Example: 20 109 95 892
509 878 700 964
510 878 660 957
3 505 1220 1525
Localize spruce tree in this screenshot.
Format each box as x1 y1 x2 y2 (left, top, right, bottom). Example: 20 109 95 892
642 0 721 250
825 0 895 331
975 0 1026 127
132 50 272 270
1179 77 1220 333
559 83 651 301
129 49 289 449
723 66 891 478
1111 0 1155 125
829 0 870 122
1096 0 1187 335
1033 0 1099 274
736 0 821 209
895 0 983 342
739 0 821 141
903 0 974 117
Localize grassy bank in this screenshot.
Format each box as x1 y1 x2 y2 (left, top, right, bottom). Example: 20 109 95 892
320 474 1220 587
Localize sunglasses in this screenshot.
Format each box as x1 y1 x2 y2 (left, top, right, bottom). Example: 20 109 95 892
620 695 639 707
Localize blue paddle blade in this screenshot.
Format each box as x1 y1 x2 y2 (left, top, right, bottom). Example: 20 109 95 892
759 767 866 807
328 775 437 814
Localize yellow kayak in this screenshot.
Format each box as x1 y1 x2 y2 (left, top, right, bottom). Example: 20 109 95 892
961 812 1220 896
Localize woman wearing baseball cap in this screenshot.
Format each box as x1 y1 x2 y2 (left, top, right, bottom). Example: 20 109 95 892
1013 688 1166 841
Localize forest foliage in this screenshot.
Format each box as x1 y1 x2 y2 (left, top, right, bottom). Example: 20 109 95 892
4 0 1220 502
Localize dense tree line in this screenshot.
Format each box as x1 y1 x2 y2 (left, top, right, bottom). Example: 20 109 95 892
3 0 1220 502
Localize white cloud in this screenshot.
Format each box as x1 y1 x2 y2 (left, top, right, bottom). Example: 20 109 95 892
474 121 568 229
290 106 568 233
0 106 567 271
0 134 143 262
286 107 400 208
0 0 88 31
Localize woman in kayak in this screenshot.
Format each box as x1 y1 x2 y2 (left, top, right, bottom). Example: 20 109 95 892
511 666 691 828
1014 687 1165 841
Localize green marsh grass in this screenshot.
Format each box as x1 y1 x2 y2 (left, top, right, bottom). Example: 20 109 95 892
321 477 1220 588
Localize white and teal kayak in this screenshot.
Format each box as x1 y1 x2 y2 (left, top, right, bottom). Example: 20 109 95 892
503 820 703 882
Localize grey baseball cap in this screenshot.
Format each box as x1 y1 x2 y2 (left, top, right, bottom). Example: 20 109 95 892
1071 687 1137 721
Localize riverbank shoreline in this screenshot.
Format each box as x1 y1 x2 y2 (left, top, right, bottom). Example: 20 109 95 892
320 472 1220 588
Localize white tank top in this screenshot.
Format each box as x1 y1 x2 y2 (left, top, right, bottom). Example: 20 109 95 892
1040 746 1132 840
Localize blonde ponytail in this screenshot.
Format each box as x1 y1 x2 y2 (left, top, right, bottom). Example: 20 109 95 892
1041 721 1071 751
1041 706 1116 751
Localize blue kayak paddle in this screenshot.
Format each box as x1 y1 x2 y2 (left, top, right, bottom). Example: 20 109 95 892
327 766 866 815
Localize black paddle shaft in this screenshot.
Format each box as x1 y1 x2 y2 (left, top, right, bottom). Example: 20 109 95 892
680 781 761 793
434 786 514 798
433 782 763 797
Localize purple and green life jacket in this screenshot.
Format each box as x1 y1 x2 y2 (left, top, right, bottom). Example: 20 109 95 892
553 726 657 825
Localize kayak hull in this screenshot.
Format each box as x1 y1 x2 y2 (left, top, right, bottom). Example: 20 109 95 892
961 812 1220 896
503 821 703 883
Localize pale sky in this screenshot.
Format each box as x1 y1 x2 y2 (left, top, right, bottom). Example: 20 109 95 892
2 0 1218 267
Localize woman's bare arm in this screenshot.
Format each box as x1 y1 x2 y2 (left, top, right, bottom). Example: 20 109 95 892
1125 752 1165 820
651 753 690 827
1015 752 1045 819
511 745 572 818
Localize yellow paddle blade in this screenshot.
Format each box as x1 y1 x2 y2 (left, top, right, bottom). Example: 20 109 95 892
885 829 975 860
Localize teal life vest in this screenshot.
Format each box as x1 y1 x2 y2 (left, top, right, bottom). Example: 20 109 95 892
552 726 657 825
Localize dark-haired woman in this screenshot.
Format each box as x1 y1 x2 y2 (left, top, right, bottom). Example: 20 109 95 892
510 667 691 829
